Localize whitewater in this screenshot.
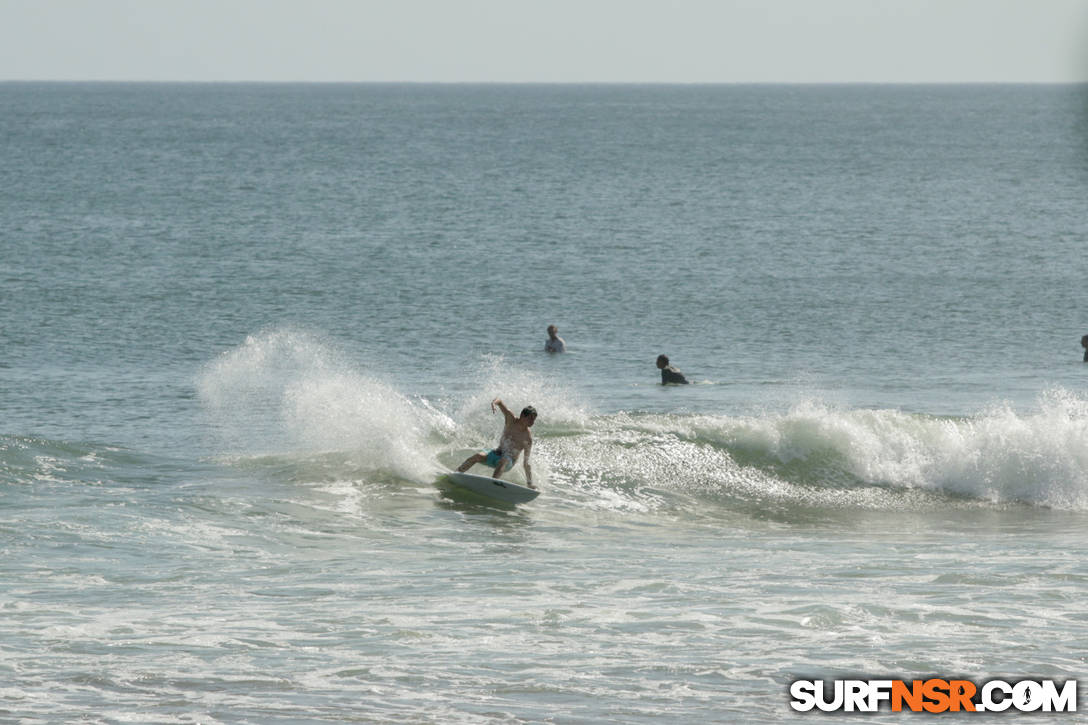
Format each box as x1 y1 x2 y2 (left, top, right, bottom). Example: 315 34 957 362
195 329 1088 515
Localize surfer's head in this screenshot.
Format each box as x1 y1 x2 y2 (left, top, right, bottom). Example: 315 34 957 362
547 325 559 338
1082 334 1088 349
520 406 538 425
656 354 669 369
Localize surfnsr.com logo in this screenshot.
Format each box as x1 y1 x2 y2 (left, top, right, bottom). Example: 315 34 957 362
789 679 1077 713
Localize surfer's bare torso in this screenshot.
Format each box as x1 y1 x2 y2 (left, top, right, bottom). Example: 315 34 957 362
494 401 532 463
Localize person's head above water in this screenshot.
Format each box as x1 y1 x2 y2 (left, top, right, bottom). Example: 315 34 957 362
547 325 559 338
520 406 538 424
1082 334 1088 348
656 354 669 369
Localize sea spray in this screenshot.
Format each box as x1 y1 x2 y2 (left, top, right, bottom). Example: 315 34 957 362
195 332 588 484
454 354 592 435
196 328 447 480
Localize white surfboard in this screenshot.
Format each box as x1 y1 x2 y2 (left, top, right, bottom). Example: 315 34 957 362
442 470 540 504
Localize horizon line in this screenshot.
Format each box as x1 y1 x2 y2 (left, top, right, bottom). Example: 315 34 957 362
3 78 1087 86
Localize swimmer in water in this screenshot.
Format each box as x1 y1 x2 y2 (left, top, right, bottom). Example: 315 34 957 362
456 398 537 488
545 324 566 353
656 354 689 385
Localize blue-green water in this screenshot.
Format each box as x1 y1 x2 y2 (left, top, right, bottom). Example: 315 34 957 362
3 83 1088 722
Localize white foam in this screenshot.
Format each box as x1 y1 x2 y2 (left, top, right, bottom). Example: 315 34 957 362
196 328 443 480
196 330 588 485
684 391 1088 509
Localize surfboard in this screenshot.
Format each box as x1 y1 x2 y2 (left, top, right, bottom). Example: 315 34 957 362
441 471 540 504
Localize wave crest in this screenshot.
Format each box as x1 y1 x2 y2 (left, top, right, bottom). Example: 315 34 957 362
195 331 1088 513
653 392 1088 510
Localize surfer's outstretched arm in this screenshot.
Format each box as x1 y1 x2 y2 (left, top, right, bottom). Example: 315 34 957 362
492 398 515 423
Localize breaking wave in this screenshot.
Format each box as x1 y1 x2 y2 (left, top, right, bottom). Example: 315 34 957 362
193 330 1088 514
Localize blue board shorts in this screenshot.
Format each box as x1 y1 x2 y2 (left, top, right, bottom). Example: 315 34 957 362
484 449 514 472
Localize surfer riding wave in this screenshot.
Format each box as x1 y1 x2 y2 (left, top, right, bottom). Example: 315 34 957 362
457 398 537 488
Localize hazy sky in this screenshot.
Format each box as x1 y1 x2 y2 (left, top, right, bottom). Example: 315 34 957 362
2 0 1087 83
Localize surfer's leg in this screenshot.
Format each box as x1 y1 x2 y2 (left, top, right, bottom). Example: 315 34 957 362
457 452 485 472
491 454 513 479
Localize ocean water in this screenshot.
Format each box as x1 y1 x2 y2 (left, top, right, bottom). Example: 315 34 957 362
2 82 1088 722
